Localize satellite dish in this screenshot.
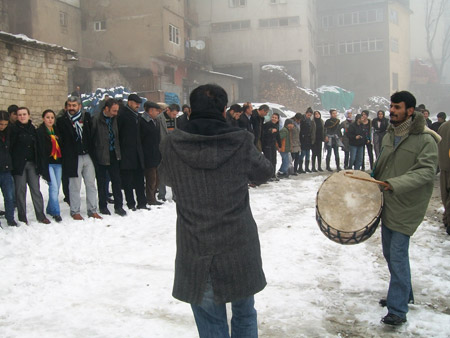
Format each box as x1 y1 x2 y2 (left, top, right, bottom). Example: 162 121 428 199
195 40 205 50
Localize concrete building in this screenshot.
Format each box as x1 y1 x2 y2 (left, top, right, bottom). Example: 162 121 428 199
316 0 411 106
194 0 318 101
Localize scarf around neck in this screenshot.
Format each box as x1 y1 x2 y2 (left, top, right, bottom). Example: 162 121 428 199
46 126 62 160
393 117 412 137
69 110 83 141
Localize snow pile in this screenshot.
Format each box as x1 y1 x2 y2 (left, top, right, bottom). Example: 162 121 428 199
363 96 390 114
0 31 76 54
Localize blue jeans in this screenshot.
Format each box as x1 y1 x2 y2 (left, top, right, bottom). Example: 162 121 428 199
381 224 414 320
0 171 15 223
191 279 258 338
46 164 62 216
279 152 290 174
349 146 363 170
299 149 311 162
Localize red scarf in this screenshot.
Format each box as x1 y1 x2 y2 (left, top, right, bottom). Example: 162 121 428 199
47 127 62 160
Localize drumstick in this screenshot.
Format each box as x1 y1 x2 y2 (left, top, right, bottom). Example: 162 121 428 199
343 171 390 188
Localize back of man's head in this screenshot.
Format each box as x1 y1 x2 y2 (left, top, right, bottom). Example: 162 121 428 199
391 91 416 110
189 84 228 120
258 104 269 112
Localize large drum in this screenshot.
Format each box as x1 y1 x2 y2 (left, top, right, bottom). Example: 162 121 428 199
316 170 383 245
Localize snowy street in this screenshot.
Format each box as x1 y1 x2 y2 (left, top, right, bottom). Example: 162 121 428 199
0 171 449 337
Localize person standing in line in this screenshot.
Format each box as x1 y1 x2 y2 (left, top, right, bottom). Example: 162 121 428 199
159 84 272 337
422 109 432 128
299 108 315 173
0 111 17 227
140 101 163 206
7 105 18 124
373 91 439 326
311 110 324 172
91 98 127 217
117 94 148 211
10 107 50 225
431 112 446 133
278 119 294 178
346 114 365 170
437 119 450 235
238 102 254 132
360 110 374 170
225 104 243 128
291 113 301 174
340 109 353 169
177 104 191 131
372 110 389 159
251 105 269 152
57 96 102 220
324 109 343 171
36 109 63 222
262 112 281 181
157 103 179 202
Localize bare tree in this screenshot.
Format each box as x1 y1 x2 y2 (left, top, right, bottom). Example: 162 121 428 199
425 0 450 83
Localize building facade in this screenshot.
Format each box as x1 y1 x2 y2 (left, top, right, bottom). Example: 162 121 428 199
194 0 318 101
316 0 411 106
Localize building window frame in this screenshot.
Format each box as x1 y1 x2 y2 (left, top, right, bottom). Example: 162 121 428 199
212 20 250 32
60 11 68 27
169 24 180 45
259 16 299 28
229 0 247 7
94 20 106 31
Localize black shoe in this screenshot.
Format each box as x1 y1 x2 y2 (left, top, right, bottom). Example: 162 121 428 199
292 172 298 176
318 167 324 172
326 166 332 172
336 166 342 172
137 204 150 210
107 197 114 204
158 197 166 202
298 169 305 174
7 220 18 226
149 201 163 206
100 207 111 215
0 210 5 216
312 168 318 172
63 197 70 206
305 168 311 173
19 217 28 225
379 299 387 307
381 313 406 326
114 208 127 216
53 215 63 222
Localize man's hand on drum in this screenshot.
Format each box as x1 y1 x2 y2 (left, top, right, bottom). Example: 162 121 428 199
383 182 393 191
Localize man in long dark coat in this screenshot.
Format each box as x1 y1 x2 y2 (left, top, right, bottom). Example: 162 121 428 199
159 84 272 337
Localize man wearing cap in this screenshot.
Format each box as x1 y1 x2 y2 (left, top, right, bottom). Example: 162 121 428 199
157 103 179 202
226 104 242 127
139 101 163 206
117 93 148 211
431 112 446 133
159 84 272 337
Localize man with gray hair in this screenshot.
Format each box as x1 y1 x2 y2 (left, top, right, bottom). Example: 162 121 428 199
57 96 101 220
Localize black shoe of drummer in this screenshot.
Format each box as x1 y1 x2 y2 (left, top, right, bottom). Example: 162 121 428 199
381 313 406 326
379 299 387 307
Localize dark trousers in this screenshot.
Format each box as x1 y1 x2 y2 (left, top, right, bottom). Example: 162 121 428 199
121 167 146 209
311 142 322 169
263 146 277 177
326 144 340 168
362 143 374 170
62 170 70 203
0 171 15 223
14 161 45 222
144 167 159 204
291 152 300 172
96 152 123 210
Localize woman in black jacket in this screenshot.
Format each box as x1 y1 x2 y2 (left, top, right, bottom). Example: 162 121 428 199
347 114 365 170
36 109 63 222
10 107 50 224
262 112 281 180
311 111 324 172
372 110 389 159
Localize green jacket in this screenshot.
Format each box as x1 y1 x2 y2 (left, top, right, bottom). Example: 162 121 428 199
279 127 291 153
373 112 439 236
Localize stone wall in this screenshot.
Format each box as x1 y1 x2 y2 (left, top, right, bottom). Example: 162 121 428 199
0 32 75 121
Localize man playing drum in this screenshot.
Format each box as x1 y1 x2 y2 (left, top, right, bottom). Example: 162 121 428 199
373 91 439 326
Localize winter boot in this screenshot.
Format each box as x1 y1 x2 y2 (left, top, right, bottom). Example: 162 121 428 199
336 159 342 171
312 163 317 172
305 160 311 173
326 159 332 172
298 160 305 174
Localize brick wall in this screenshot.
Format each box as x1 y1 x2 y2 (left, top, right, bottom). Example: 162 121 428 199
0 33 74 122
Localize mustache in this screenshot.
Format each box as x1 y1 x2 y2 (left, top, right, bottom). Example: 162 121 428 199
390 114 397 117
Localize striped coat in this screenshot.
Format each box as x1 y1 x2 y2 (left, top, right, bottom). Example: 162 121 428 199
159 125 272 304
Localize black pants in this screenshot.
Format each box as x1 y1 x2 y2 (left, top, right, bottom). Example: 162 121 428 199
326 144 340 167
96 152 123 210
362 143 374 170
291 152 300 172
263 146 277 177
311 142 322 169
121 167 147 209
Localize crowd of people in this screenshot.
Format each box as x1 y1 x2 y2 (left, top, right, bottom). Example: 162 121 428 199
0 96 190 227
0 93 447 228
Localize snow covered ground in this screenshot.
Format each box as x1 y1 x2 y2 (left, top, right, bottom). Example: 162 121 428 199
0 165 449 337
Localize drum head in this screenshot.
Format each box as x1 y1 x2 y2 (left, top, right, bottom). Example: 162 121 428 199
317 171 383 234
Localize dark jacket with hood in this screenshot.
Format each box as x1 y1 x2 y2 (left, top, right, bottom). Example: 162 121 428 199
347 121 366 147
159 110 272 304
261 121 281 150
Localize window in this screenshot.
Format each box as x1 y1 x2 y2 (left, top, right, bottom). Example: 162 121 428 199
322 15 332 29
317 43 334 56
169 24 180 44
229 0 246 7
337 8 384 26
94 21 106 31
164 66 175 84
211 20 250 32
60 11 68 27
390 38 399 53
337 39 384 54
259 16 299 28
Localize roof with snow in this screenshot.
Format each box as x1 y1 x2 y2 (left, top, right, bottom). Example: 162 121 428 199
0 31 77 55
